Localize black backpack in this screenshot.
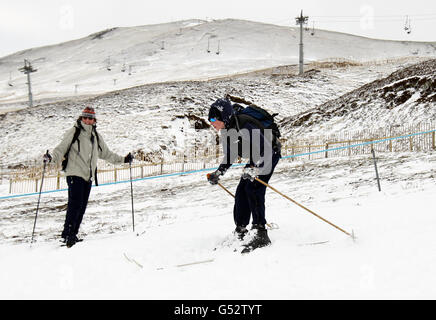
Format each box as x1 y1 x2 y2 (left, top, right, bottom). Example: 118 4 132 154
226 94 281 139
225 96 281 153
236 105 281 139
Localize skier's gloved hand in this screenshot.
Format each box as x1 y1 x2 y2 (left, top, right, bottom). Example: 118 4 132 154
124 152 133 164
242 166 259 182
207 170 223 185
43 152 52 163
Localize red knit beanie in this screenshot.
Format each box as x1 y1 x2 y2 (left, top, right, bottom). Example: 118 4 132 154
81 107 96 119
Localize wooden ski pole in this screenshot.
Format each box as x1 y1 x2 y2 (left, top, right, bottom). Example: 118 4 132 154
254 177 354 238
218 182 235 198
207 173 235 198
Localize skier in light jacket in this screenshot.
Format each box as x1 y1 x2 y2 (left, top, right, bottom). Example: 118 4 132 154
44 107 133 247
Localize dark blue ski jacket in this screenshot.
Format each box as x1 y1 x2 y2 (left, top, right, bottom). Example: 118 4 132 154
210 99 281 176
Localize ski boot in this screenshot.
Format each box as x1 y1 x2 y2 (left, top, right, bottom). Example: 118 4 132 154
234 225 248 241
65 236 76 248
241 224 271 254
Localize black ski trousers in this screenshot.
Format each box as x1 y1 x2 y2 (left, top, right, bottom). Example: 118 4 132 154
233 152 280 227
62 176 92 239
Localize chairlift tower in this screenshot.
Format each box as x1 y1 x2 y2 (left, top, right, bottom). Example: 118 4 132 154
18 59 37 107
295 10 309 75
8 71 13 87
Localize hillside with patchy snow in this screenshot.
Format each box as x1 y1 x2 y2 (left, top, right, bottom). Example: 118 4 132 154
280 58 436 137
0 57 426 168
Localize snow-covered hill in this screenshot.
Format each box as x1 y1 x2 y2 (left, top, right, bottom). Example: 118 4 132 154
1 19 435 106
281 58 436 136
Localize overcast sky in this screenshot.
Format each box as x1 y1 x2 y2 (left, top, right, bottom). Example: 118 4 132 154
1 0 435 58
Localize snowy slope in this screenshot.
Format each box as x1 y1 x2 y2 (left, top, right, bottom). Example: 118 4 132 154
1 151 436 299
1 19 435 106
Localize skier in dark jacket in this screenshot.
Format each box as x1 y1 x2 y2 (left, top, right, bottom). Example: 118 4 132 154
207 98 281 253
43 107 133 247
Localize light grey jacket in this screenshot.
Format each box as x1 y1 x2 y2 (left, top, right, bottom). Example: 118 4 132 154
51 120 124 182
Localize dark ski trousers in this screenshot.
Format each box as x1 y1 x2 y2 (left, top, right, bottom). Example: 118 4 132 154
233 152 281 227
62 176 92 239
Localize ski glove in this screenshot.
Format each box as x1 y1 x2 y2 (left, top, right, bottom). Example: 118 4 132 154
242 167 259 182
124 152 133 164
207 170 223 185
43 152 52 163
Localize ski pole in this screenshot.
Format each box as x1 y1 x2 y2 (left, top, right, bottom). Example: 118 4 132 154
218 183 235 198
31 150 49 244
129 159 135 233
254 177 354 238
207 173 235 198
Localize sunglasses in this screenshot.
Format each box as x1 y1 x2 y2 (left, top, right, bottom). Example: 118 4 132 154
82 116 95 120
210 118 217 122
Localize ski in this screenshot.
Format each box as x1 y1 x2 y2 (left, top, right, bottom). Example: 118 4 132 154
60 239 83 243
123 253 214 270
60 243 81 248
123 253 144 268
157 259 215 270
297 240 329 246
